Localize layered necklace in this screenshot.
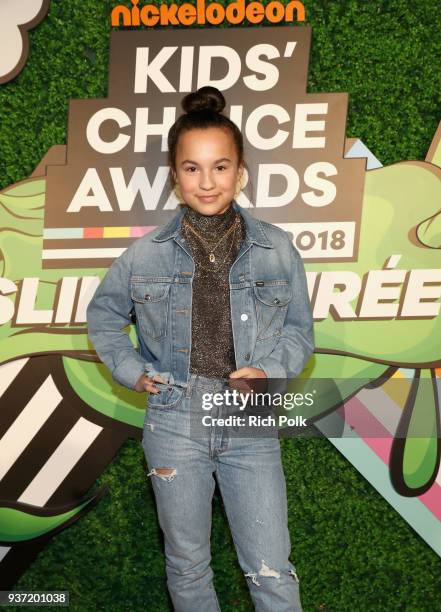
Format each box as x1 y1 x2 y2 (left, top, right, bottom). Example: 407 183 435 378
182 209 241 272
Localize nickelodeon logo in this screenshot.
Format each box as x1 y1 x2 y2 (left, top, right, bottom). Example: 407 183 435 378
111 0 305 27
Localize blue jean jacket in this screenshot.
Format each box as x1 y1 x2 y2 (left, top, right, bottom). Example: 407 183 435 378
86 201 314 389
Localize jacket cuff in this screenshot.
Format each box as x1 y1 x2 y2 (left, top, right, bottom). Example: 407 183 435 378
256 358 287 380
112 355 147 390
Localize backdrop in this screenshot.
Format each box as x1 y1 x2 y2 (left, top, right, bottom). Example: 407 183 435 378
0 1 440 610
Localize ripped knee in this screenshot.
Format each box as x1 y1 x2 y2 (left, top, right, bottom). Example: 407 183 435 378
244 560 299 587
147 467 177 482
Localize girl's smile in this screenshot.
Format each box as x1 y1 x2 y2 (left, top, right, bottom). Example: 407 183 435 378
173 127 243 215
198 194 220 203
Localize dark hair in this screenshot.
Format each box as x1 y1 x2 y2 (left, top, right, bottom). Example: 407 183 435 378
167 86 244 183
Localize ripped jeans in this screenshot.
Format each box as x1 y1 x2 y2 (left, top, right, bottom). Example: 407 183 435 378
141 374 302 612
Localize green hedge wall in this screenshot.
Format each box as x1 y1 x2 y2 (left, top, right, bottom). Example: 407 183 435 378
1 0 441 610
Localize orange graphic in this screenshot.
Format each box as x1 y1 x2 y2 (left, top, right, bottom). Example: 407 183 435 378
111 0 306 27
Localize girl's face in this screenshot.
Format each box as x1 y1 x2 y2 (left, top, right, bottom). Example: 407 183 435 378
172 127 243 216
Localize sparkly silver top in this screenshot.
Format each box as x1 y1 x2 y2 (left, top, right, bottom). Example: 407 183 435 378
181 204 246 378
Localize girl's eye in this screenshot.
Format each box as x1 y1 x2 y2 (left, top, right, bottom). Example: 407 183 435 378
185 166 197 172
216 165 227 171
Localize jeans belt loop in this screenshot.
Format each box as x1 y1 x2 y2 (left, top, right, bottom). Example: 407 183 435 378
185 374 196 399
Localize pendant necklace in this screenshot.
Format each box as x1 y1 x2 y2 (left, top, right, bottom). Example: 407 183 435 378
183 214 240 264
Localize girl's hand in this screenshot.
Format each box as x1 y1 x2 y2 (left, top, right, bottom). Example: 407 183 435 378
228 367 268 395
134 373 167 393
229 367 267 379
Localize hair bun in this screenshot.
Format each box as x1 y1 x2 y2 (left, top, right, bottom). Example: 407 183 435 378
181 86 225 114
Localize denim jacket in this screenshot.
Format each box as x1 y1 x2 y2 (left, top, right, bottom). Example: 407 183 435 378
86 201 314 390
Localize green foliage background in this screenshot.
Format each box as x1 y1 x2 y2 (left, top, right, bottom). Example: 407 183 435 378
1 0 440 610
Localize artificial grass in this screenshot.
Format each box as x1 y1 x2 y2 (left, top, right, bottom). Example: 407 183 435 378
2 0 441 610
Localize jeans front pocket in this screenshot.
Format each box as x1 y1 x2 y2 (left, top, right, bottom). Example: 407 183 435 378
147 383 185 410
130 277 172 340
253 280 292 341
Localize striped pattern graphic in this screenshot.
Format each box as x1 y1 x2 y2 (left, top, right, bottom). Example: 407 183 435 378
43 226 157 239
314 368 441 556
0 355 140 588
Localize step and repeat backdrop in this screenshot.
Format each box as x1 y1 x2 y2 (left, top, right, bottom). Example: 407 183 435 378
0 0 440 609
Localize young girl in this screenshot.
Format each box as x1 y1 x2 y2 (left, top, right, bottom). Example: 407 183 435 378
87 86 314 612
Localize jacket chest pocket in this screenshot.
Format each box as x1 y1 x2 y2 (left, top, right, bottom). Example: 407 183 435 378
253 281 292 341
130 278 171 340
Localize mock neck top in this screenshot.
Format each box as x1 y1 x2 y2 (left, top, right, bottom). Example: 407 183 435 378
184 204 238 238
181 203 246 378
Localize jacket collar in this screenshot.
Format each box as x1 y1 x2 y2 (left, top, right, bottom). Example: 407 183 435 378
153 200 274 248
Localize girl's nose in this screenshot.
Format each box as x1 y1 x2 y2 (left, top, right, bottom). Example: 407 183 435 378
199 171 215 191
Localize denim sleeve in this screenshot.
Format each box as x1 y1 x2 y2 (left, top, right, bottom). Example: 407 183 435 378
254 240 315 380
86 246 147 390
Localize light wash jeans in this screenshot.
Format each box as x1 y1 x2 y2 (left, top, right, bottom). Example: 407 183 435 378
141 374 302 612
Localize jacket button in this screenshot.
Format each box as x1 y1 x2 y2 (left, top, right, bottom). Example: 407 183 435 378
144 294 151 300
240 313 248 321
244 353 250 361
273 298 280 304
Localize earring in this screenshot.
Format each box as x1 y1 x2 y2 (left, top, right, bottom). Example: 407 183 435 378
234 177 243 198
174 184 183 202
